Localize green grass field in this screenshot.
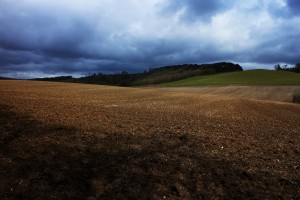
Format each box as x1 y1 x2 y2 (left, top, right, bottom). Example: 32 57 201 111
162 70 300 87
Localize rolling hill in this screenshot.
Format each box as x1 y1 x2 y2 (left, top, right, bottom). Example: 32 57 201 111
0 76 14 80
0 80 300 199
162 69 300 87
34 62 243 86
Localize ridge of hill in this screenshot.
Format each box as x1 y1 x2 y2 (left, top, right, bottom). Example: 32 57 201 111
163 69 300 87
33 62 242 86
0 76 14 80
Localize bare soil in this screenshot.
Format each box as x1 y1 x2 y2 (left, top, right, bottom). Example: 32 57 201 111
0 80 300 199
158 86 300 103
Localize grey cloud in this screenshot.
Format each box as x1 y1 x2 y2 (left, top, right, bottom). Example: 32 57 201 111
0 0 300 78
0 3 45 51
39 19 95 59
235 30 300 65
0 0 100 58
286 0 300 15
0 48 43 66
268 0 300 18
162 0 231 22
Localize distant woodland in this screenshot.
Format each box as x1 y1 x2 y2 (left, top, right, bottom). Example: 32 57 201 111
34 62 243 86
274 63 300 73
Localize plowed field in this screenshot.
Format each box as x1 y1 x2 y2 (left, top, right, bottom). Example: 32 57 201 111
0 80 299 199
158 86 300 103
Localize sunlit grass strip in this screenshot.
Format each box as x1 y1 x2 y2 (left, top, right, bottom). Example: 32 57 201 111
163 70 300 87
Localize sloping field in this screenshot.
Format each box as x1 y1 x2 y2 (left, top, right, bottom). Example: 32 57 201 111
163 70 300 87
0 80 300 199
159 86 300 103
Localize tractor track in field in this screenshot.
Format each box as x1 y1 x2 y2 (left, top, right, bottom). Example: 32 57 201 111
157 86 300 103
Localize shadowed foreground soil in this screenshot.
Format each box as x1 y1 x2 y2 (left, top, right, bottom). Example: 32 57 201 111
1 105 299 200
0 80 300 199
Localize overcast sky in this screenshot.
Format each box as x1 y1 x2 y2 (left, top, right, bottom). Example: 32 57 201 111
0 0 299 78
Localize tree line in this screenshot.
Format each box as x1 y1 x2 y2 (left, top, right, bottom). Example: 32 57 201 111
79 62 243 86
274 63 300 73
33 62 243 86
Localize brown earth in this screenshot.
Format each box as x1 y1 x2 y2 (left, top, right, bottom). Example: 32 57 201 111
0 80 300 199
157 86 300 103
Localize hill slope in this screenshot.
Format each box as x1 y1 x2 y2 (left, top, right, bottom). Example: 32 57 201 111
0 76 14 80
163 70 300 87
0 80 300 199
159 86 300 103
34 62 242 86
130 62 242 86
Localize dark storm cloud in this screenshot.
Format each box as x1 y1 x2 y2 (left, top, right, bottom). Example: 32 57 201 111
162 0 231 22
286 0 300 15
269 0 300 18
0 0 300 78
0 48 42 66
39 19 95 59
0 2 95 59
247 33 300 64
0 2 43 52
